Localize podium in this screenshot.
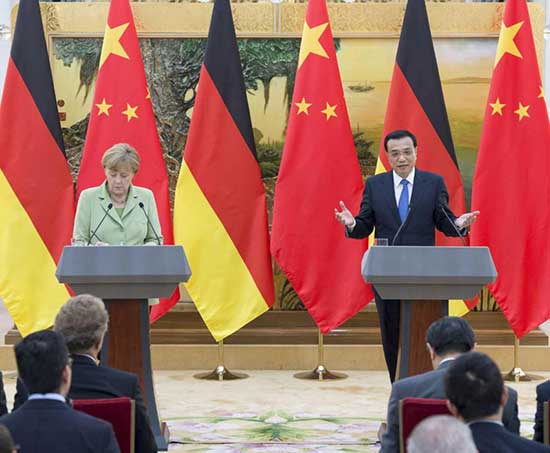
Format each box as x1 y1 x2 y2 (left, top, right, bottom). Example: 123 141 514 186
56 245 191 451
362 246 496 379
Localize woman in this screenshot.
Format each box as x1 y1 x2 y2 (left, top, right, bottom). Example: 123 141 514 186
73 143 163 246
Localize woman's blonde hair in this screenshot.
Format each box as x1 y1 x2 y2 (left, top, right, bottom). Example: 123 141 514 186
101 143 140 173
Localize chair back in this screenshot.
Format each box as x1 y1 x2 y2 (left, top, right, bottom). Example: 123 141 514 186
73 397 135 453
399 397 450 453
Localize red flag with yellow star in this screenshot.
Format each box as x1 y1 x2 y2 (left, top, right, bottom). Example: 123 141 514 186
77 0 178 322
471 0 550 337
271 0 372 333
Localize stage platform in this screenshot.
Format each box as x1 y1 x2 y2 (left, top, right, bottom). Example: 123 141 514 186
2 307 549 371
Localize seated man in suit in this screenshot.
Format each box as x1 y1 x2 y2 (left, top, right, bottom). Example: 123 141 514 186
56 294 157 453
0 330 119 453
380 316 519 452
446 352 550 453
533 379 550 443
14 294 157 453
407 415 476 453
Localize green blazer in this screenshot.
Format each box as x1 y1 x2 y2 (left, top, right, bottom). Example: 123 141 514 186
73 182 163 246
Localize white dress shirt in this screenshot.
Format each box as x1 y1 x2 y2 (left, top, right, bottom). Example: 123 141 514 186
393 167 415 206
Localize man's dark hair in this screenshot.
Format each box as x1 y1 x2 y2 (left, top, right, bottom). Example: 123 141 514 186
445 352 503 422
383 130 417 151
426 316 475 356
15 330 70 394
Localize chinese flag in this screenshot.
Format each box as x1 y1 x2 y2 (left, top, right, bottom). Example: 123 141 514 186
0 0 74 336
77 0 178 322
377 0 471 315
471 0 550 337
173 0 274 341
271 0 372 333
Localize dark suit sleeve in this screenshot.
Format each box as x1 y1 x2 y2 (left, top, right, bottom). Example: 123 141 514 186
534 384 546 442
433 177 464 237
347 179 375 239
503 386 520 435
131 376 158 453
380 382 402 453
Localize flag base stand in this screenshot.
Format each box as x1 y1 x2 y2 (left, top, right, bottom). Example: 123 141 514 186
194 340 248 381
294 330 347 381
503 337 544 382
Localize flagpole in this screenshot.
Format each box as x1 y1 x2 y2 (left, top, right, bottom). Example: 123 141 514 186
294 329 347 381
194 339 248 381
503 336 543 382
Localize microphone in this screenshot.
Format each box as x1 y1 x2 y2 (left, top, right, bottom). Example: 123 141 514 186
440 205 466 247
87 203 113 246
391 205 412 246
139 202 161 245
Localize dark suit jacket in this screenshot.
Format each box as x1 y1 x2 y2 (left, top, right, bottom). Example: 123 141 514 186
14 355 157 453
470 421 550 453
348 169 462 244
380 360 520 453
534 380 550 442
0 398 119 453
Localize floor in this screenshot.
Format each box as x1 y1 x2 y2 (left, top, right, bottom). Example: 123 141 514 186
4 368 535 452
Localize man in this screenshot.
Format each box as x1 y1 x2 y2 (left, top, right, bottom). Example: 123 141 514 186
406 415 476 453
534 379 550 443
335 129 479 382
446 352 550 453
380 316 519 453
14 294 157 453
0 330 119 453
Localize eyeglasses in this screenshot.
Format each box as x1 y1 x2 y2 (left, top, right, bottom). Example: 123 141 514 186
388 149 415 159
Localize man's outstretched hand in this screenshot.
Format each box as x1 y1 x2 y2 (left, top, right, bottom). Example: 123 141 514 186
454 210 480 229
335 201 355 228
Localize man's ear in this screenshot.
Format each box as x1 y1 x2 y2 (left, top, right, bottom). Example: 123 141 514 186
471 342 477 352
427 343 436 362
446 400 460 418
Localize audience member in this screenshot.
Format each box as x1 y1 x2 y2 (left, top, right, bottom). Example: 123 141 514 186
406 415 476 453
380 316 519 452
0 425 16 453
534 379 550 443
445 351 550 453
0 330 119 453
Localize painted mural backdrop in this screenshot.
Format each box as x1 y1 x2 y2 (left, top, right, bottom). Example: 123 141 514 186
52 36 497 310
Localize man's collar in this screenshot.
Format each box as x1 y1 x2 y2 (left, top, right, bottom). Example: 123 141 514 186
28 393 66 404
72 353 99 365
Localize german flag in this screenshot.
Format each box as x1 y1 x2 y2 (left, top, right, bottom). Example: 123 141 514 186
377 0 471 314
173 0 274 341
0 0 74 336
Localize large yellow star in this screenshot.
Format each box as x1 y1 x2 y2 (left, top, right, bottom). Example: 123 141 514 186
95 98 113 117
489 97 505 116
321 102 337 121
514 102 530 121
295 97 312 115
495 21 523 67
122 103 139 122
99 22 130 69
298 21 329 69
